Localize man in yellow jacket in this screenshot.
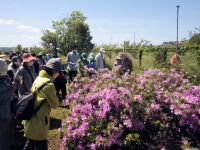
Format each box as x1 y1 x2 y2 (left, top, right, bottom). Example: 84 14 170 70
23 58 61 150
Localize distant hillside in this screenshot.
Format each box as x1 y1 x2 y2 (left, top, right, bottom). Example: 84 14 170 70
0 47 16 52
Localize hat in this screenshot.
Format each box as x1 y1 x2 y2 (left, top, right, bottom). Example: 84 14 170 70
116 56 122 60
0 54 11 62
0 58 8 76
11 56 20 62
22 53 36 63
99 48 105 53
38 51 45 56
89 53 94 60
81 52 87 60
46 58 62 71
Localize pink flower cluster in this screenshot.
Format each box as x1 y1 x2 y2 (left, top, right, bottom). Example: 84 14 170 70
61 68 200 149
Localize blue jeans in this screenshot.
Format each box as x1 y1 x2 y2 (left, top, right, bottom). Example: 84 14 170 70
23 139 48 150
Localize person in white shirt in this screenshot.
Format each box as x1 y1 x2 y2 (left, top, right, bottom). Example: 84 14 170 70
95 48 105 70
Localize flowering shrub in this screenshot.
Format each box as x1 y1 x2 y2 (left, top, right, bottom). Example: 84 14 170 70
62 68 200 149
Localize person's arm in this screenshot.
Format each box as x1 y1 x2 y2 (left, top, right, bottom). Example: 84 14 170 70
7 70 14 82
77 60 84 76
0 82 15 105
14 69 23 88
44 82 60 108
95 55 99 69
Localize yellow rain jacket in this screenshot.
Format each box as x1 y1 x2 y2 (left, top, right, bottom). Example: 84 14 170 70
24 70 60 140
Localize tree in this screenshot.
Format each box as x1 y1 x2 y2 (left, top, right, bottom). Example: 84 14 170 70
189 34 200 45
16 44 22 52
189 27 200 45
41 30 58 56
41 11 94 55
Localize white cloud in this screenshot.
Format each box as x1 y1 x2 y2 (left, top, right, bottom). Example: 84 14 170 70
98 27 106 32
21 35 41 41
0 19 18 25
17 24 40 33
17 24 32 29
0 19 40 33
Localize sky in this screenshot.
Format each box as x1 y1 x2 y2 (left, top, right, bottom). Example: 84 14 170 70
0 0 200 47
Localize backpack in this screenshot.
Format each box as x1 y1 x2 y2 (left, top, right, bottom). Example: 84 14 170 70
15 80 52 120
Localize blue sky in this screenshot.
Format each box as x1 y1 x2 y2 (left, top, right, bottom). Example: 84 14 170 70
0 0 200 47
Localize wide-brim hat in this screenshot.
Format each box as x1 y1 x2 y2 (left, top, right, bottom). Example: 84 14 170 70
116 56 122 60
0 54 11 62
46 58 62 71
0 58 8 76
22 53 36 63
11 56 20 62
81 52 87 60
99 48 105 53
38 51 44 56
89 53 95 59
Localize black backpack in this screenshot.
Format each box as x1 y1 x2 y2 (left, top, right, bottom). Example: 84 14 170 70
16 81 52 120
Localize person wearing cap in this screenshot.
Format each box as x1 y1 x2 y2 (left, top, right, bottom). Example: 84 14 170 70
7 56 21 82
14 53 37 97
66 45 80 83
114 56 123 67
52 57 67 102
0 58 15 150
23 58 60 150
77 52 89 77
0 54 11 64
46 52 53 62
87 52 96 69
95 48 105 70
38 52 46 66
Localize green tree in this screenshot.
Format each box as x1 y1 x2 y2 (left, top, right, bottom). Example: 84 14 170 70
41 30 58 56
189 34 200 45
189 27 200 45
48 10 94 55
16 44 22 52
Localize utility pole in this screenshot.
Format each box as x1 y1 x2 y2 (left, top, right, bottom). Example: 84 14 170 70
134 32 136 49
176 5 180 54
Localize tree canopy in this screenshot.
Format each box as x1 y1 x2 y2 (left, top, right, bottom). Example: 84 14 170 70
41 11 94 56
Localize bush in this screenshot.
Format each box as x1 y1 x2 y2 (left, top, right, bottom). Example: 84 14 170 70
61 68 200 149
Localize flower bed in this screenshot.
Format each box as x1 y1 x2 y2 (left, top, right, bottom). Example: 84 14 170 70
61 68 200 150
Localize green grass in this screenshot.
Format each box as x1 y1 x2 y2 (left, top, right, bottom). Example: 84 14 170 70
48 106 69 150
104 52 199 84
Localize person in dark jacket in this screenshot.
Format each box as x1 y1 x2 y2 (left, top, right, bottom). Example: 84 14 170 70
14 53 37 97
53 58 67 102
7 56 21 81
87 52 96 69
0 58 15 150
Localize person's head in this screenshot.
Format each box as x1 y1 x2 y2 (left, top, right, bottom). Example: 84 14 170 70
38 52 43 59
81 52 87 61
99 48 105 55
45 58 62 80
71 45 78 53
0 54 11 64
116 56 122 62
9 53 17 60
89 53 95 61
31 53 36 57
22 53 36 67
0 58 8 77
11 56 21 67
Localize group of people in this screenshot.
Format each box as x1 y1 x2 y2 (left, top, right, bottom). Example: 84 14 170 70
0 45 108 150
0 50 66 149
66 45 106 82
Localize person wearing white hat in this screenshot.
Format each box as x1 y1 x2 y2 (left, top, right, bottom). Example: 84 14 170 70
95 48 105 70
0 58 15 150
